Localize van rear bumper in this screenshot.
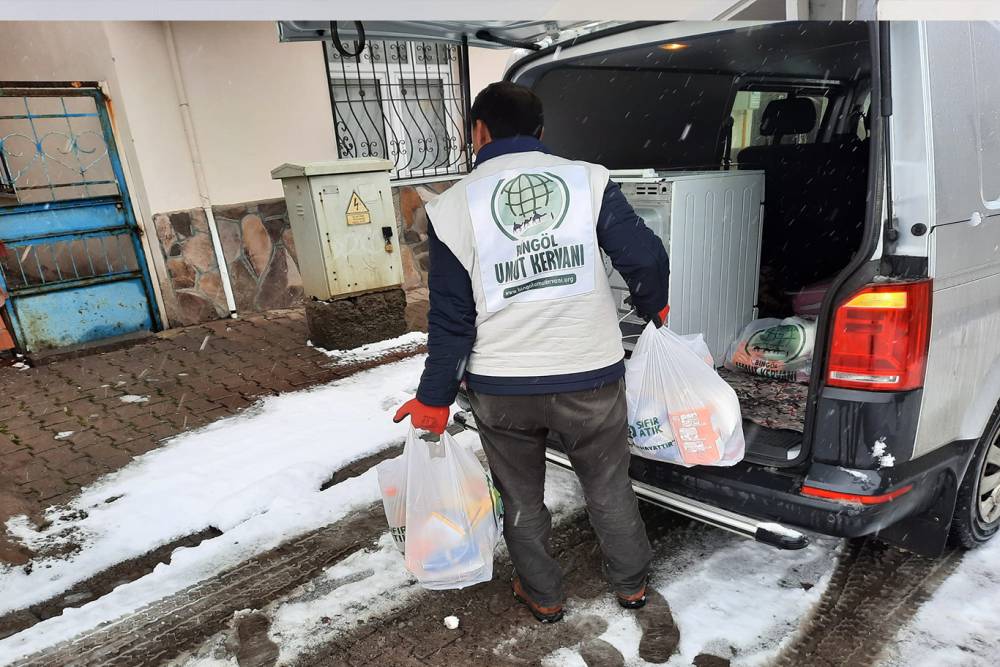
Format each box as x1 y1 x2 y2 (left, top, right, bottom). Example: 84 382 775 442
627 437 975 541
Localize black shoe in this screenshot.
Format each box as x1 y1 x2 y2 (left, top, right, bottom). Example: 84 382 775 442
512 577 564 623
616 585 648 609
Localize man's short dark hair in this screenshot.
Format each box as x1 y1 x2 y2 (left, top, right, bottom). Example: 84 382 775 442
470 81 544 139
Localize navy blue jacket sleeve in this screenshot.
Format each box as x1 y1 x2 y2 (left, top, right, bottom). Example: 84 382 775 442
416 221 477 407
596 181 670 320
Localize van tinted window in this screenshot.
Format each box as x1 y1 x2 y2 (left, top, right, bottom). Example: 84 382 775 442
533 68 735 170
729 90 829 162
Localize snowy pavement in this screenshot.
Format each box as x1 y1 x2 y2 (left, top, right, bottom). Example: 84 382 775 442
0 350 426 663
880 537 1000 666
0 308 423 568
1 343 999 665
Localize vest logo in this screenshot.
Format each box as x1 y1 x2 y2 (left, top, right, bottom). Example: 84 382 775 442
490 171 570 241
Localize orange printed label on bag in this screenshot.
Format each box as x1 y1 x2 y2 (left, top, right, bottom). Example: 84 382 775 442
668 407 723 465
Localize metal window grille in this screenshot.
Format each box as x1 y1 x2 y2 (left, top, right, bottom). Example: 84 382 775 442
324 39 472 182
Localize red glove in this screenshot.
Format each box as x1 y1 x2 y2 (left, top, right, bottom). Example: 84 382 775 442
655 304 670 328
393 398 449 434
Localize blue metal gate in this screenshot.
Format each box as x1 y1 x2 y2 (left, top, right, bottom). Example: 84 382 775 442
0 83 160 352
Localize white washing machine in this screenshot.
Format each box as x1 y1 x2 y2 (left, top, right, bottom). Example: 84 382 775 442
607 169 765 363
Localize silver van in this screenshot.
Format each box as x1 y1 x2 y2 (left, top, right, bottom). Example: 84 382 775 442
290 20 1000 556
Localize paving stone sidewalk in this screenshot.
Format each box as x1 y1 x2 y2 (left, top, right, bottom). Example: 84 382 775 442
0 308 422 565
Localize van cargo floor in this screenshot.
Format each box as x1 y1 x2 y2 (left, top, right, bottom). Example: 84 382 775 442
716 367 808 433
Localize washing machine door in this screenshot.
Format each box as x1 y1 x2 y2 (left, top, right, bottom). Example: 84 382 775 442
601 201 670 349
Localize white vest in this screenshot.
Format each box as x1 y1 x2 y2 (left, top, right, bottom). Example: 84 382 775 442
425 151 625 378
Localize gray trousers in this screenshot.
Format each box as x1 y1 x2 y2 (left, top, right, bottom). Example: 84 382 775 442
469 379 653 606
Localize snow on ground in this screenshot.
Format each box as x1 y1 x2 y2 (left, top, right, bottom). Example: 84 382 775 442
176 431 585 666
0 323 845 665
653 533 836 665
265 431 585 665
545 528 838 666
311 331 426 365
880 536 1000 667
0 347 427 664
178 427 835 667
268 532 421 662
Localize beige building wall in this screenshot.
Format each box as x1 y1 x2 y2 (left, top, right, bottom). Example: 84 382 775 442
0 27 516 214
0 20 207 213
0 22 116 85
168 22 338 207
0 21 339 214
102 22 202 215
0 23 516 330
468 46 514 99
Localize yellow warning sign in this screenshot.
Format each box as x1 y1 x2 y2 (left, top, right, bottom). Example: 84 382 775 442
346 192 372 226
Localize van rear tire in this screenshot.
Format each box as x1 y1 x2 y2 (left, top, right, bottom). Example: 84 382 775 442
949 404 1000 548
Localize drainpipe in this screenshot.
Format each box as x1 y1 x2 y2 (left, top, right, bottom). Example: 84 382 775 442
163 21 238 318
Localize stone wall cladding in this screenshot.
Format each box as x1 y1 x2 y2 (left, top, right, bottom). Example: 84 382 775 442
213 199 303 315
393 178 459 332
151 200 303 326
152 208 228 326
149 181 459 331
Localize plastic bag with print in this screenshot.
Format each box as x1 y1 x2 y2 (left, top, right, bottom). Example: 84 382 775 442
392 427 502 590
625 322 745 467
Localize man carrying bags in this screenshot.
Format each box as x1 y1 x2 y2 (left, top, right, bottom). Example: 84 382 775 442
395 82 669 623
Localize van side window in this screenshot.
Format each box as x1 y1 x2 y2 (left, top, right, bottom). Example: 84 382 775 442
729 90 829 163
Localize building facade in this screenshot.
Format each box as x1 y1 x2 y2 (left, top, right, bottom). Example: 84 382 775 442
0 21 508 351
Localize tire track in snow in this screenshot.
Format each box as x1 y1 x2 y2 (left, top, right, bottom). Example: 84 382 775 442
0 527 222 641
0 438 413 653
4 437 414 666
9 507 388 667
774 539 963 667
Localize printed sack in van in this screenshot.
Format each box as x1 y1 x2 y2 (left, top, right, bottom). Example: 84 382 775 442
726 317 816 382
626 322 745 467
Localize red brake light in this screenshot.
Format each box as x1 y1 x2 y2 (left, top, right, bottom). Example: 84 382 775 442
800 484 913 504
827 280 932 391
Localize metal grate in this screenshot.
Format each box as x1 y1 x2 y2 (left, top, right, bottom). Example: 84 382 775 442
324 38 472 181
0 151 13 196
0 230 139 291
0 94 119 205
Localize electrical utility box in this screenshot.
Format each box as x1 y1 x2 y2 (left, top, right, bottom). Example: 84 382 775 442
271 158 402 301
609 169 765 363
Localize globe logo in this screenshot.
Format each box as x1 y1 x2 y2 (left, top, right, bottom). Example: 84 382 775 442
491 171 570 240
747 323 806 361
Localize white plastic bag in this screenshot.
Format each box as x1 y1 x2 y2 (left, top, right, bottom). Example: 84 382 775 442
394 427 502 590
376 455 407 553
725 317 816 382
676 332 714 368
626 322 745 467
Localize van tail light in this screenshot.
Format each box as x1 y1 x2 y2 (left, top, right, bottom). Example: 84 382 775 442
826 280 932 391
800 484 913 504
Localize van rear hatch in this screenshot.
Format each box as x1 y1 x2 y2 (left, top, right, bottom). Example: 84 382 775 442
276 21 624 50
507 21 880 469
